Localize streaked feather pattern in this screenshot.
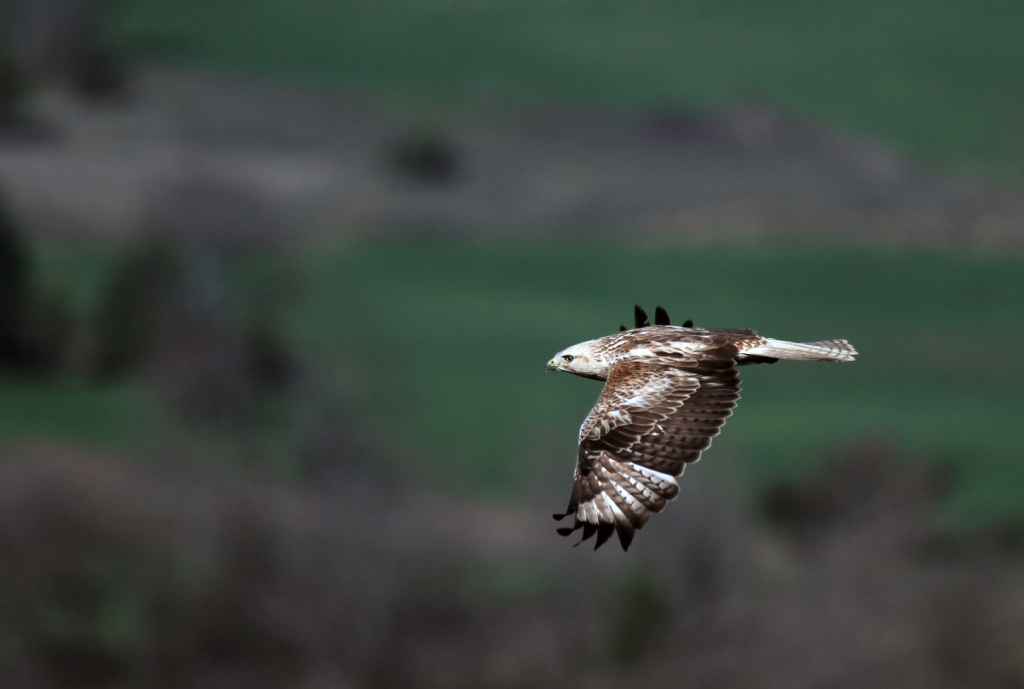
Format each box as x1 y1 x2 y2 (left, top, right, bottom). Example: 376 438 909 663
549 306 856 551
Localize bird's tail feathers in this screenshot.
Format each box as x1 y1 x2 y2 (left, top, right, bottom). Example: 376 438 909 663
744 338 856 362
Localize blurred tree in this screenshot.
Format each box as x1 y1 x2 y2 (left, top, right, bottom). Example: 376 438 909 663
2 0 124 98
93 236 295 424
92 239 183 378
0 193 31 366
0 192 77 373
0 48 28 127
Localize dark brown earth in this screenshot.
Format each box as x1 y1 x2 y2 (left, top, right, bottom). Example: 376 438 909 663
2 68 1022 247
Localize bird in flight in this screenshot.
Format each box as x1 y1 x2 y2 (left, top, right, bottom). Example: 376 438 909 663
547 305 856 551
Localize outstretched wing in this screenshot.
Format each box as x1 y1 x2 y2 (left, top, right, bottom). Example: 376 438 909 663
555 354 740 551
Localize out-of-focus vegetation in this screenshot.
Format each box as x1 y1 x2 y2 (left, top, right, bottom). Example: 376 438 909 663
3 2 1024 686
117 0 1024 180
3 434 1024 688
8 239 1024 526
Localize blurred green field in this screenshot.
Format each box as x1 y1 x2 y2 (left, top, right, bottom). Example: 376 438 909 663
117 0 1024 179
7 241 1024 525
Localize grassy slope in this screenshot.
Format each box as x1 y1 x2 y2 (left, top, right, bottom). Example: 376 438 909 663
6 242 1024 521
117 0 1024 178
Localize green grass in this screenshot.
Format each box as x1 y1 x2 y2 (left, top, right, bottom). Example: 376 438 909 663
0 377 150 446
116 0 1024 179
8 241 1024 524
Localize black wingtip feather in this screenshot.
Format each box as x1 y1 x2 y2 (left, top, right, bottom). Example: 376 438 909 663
619 325 627 331
654 306 671 326
682 319 693 328
594 523 615 550
557 518 635 552
634 305 649 329
617 527 634 551
581 523 598 542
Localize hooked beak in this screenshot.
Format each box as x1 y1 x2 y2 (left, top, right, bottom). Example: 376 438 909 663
546 359 558 371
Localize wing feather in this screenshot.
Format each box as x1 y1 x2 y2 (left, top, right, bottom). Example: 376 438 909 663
558 351 741 551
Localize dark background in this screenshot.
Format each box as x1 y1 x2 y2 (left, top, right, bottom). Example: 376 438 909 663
1 1 1023 687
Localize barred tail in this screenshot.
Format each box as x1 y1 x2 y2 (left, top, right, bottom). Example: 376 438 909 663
744 338 857 362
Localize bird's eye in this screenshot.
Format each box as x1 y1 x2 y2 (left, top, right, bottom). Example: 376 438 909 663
562 355 574 362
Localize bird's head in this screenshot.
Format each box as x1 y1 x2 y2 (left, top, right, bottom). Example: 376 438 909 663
546 340 607 380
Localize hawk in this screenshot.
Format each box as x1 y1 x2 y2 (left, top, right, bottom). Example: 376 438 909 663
547 305 856 551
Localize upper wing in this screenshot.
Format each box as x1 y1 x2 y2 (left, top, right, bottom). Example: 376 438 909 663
555 355 741 551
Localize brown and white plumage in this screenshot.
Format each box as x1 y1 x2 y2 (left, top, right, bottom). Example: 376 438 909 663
547 306 856 551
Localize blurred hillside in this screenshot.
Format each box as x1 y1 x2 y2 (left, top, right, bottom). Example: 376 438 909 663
1 1 1023 688
2 69 1024 245
2 0 1024 243
111 0 1024 180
